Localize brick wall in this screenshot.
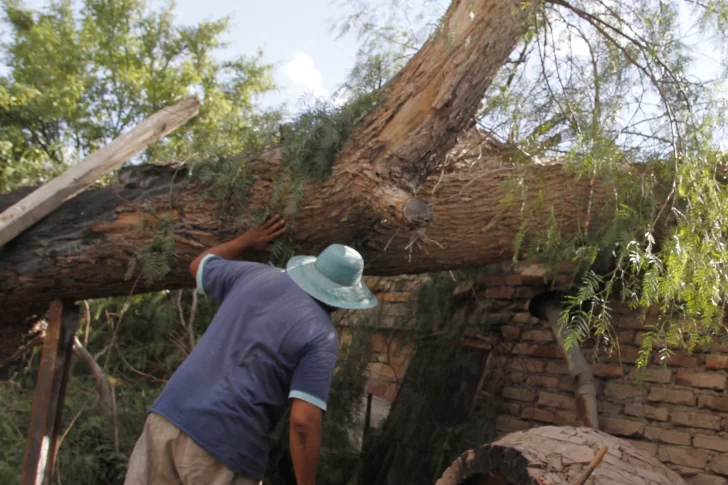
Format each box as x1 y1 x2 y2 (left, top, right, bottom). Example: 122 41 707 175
344 265 728 485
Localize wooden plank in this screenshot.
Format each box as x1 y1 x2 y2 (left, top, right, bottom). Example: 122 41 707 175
21 300 79 485
0 96 200 247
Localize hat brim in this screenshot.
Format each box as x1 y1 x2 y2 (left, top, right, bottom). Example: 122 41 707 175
286 255 378 310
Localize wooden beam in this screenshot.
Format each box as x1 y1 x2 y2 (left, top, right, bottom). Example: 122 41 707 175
0 96 200 247
21 300 79 485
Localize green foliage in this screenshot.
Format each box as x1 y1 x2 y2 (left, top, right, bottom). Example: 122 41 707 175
0 289 220 484
125 215 177 286
0 0 277 192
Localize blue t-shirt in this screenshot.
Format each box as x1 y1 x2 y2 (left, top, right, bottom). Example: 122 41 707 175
150 255 338 480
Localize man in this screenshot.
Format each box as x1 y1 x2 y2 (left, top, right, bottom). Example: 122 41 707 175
123 215 378 485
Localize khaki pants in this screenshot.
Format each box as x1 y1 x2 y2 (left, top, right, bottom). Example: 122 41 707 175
123 413 260 485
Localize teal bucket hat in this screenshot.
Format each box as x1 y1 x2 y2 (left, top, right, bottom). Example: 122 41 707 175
286 244 378 310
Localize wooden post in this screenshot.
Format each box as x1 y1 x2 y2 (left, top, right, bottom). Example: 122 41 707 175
21 300 79 485
0 96 200 248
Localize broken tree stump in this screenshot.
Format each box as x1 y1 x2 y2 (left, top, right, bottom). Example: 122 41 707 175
435 426 686 485
21 300 79 485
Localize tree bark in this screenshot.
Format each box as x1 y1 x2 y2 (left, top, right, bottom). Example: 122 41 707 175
0 0 618 364
434 426 685 485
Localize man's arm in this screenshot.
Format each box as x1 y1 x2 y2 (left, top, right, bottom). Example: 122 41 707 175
189 215 287 279
290 398 323 485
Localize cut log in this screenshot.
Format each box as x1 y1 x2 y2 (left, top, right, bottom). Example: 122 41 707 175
435 426 686 485
0 96 200 248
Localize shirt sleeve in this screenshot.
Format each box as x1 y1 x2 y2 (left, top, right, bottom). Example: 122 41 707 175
289 333 339 411
196 255 255 302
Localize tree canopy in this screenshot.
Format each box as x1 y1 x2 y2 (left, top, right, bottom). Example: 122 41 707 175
0 0 277 193
340 0 728 360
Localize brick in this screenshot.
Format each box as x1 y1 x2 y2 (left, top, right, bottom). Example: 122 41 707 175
558 376 573 391
601 417 645 437
707 355 728 370
511 359 546 373
502 387 536 402
617 330 635 345
644 426 662 440
624 403 669 421
604 382 645 400
553 411 578 426
600 401 623 415
526 375 560 389
515 286 542 298
694 434 728 452
521 329 554 342
712 455 728 476
367 379 389 398
512 343 563 359
520 407 555 423
510 372 526 384
500 402 521 416
505 274 522 285
546 362 569 375
495 416 530 433
517 264 550 284
628 367 673 384
625 439 658 457
659 429 692 446
605 345 640 364
648 387 696 406
482 275 506 286
659 445 713 469
653 352 705 367
368 362 397 381
676 370 727 390
512 312 531 324
619 316 650 329
501 325 521 340
672 410 722 430
592 363 625 378
538 391 576 410
686 474 728 485
485 287 515 299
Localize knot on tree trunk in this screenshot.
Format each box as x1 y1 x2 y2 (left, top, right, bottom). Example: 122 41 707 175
403 198 435 226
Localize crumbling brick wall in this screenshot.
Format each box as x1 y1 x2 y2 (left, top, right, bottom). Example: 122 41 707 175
487 263 728 485
345 266 728 485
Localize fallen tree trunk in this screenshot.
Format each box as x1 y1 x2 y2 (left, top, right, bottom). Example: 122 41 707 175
0 146 616 363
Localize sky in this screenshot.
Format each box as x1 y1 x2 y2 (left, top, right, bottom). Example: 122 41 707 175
10 0 361 112
152 0 360 111
3 0 726 129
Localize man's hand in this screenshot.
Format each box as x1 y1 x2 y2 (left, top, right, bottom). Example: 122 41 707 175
189 215 287 279
289 399 323 485
239 214 288 253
